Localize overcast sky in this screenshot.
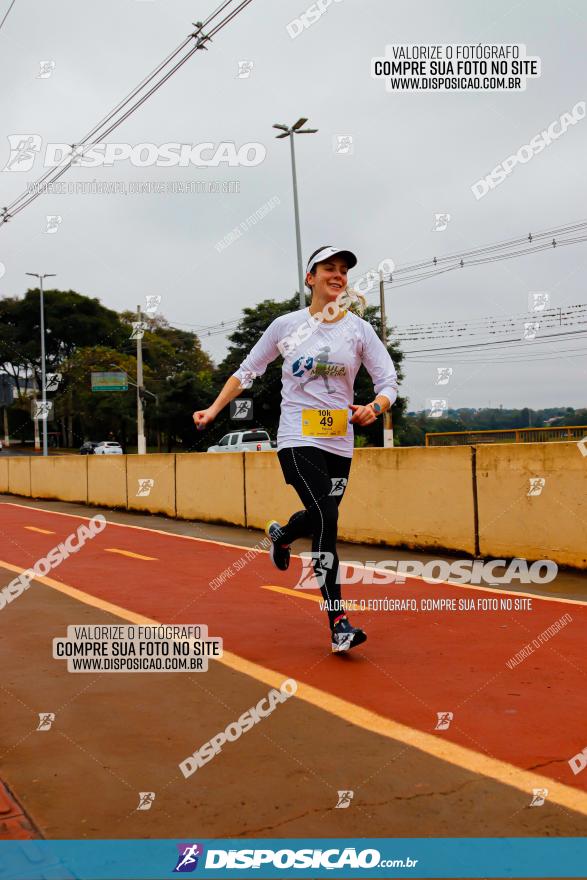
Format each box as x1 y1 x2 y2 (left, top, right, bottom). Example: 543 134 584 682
1 0 586 411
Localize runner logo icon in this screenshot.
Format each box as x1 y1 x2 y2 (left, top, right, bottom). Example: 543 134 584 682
530 788 549 806
435 711 454 730
173 843 204 872
329 477 348 496
335 790 354 808
295 552 335 589
36 712 55 731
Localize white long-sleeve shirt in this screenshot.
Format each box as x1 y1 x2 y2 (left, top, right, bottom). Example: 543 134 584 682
232 307 398 458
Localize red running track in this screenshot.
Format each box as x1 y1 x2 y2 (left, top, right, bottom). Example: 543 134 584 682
1 502 585 792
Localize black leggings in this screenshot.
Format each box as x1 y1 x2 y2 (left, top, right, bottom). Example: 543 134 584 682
277 446 352 627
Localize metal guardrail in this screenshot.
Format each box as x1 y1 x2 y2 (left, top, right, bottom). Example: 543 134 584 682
425 426 587 446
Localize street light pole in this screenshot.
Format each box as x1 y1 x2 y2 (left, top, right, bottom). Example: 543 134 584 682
26 271 56 457
289 134 304 306
273 118 318 309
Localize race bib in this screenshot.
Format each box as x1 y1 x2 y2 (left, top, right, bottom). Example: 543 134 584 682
301 408 348 437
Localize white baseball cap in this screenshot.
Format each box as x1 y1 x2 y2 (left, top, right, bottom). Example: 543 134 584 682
305 245 357 275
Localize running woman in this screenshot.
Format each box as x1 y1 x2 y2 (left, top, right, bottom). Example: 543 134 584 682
193 246 398 652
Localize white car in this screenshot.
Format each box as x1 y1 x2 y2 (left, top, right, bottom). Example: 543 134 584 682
207 430 273 453
94 441 123 455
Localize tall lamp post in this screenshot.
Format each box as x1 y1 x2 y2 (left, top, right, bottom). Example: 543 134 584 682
273 118 317 308
25 272 56 457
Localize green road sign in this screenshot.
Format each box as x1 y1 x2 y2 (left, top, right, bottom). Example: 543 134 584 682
91 371 128 392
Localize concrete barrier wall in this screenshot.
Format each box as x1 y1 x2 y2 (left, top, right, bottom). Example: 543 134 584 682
30 455 88 503
244 447 475 554
8 457 31 496
244 452 308 532
339 446 476 554
1 443 585 569
88 455 127 509
177 453 246 527
0 457 8 493
477 442 587 569
126 453 176 517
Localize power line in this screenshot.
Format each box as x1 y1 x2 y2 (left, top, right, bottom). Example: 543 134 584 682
166 220 587 339
172 302 587 344
1 0 254 225
401 327 587 356
397 303 585 332
398 307 587 330
405 343 587 362
2 3 241 219
381 233 587 290
388 219 587 277
0 0 16 32
404 348 587 365
395 309 587 343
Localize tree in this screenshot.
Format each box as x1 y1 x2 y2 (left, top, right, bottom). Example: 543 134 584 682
213 295 300 442
118 310 213 376
0 289 129 445
158 370 217 451
55 346 142 448
118 311 216 449
5 289 126 387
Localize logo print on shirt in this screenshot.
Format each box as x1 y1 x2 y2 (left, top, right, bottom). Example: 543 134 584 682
291 347 345 393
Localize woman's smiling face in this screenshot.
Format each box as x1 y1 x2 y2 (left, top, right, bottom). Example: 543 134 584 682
307 256 349 301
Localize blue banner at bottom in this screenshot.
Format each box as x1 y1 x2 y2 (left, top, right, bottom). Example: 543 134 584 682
0 838 584 879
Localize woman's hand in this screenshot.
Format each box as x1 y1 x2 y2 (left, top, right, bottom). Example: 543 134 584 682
193 407 217 431
349 403 377 426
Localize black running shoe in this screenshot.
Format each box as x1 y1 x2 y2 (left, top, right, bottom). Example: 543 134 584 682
265 520 290 571
331 616 367 653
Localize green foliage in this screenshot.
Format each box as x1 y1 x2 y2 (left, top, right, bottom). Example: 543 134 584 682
397 406 587 446
213 295 301 442
57 346 143 446
4 285 581 451
0 289 217 449
1 287 408 450
0 289 125 398
157 369 217 451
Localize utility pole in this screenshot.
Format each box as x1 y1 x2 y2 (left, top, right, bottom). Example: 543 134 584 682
3 407 9 447
379 270 394 448
136 305 146 454
110 361 156 455
26 271 56 456
0 374 12 447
